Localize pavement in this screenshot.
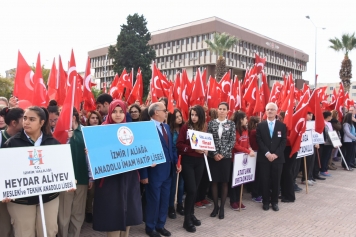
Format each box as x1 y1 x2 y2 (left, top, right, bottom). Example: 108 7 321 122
80 159 356 237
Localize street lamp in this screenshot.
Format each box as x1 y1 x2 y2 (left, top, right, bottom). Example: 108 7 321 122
306 15 326 88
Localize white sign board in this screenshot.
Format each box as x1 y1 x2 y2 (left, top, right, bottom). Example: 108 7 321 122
0 144 76 199
306 121 325 144
232 153 257 187
328 131 342 147
187 130 216 151
297 130 314 158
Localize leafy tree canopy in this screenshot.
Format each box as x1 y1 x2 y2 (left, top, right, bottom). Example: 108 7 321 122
0 77 14 99
109 13 156 97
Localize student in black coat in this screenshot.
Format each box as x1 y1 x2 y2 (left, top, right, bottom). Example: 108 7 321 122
256 102 287 212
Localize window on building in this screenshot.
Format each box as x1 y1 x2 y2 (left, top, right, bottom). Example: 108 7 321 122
352 93 356 97
181 39 185 45
200 51 204 57
210 33 214 39
172 41 175 46
167 56 170 61
352 85 356 89
198 35 201 42
186 53 189 59
191 52 194 58
191 37 195 43
186 38 190 44
163 43 166 48
206 50 210 56
330 87 333 90
171 55 175 61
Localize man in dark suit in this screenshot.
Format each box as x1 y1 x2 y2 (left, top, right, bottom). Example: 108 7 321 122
256 102 287 211
139 102 180 237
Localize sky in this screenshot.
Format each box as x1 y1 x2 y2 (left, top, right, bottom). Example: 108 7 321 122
1 0 355 85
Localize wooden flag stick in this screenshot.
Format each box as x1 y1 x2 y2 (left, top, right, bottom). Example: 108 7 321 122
303 157 308 194
239 184 244 212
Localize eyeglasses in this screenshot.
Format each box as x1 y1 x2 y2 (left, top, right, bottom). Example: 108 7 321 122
157 109 168 113
266 108 276 111
49 119 58 123
130 111 139 114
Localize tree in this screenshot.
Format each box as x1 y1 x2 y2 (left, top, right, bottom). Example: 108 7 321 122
108 13 156 97
0 77 14 99
205 32 238 81
91 87 102 100
329 33 356 92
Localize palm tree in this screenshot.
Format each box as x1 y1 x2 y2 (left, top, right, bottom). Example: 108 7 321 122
329 33 356 92
205 32 238 81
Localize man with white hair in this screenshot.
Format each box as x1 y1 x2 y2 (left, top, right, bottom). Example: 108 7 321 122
256 102 287 211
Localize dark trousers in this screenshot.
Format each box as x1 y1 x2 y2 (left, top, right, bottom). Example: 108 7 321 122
145 177 171 232
302 152 315 181
181 156 205 217
251 162 262 198
293 157 302 180
280 146 296 201
258 162 283 205
320 144 333 172
342 142 355 167
229 164 241 203
196 166 211 202
313 148 321 178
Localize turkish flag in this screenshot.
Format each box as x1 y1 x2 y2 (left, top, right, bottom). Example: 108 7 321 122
280 73 293 111
207 76 221 110
173 72 181 107
228 76 238 117
178 70 190 121
32 53 48 106
109 73 120 99
345 92 354 109
307 88 324 134
83 57 96 111
53 49 77 144
302 83 310 94
255 53 266 75
253 85 264 115
289 100 309 157
190 68 205 106
283 84 295 131
74 74 83 111
57 56 67 106
201 68 207 92
219 71 231 102
295 89 310 112
335 83 345 122
151 63 170 101
243 73 257 104
47 58 57 101
127 68 143 105
269 82 283 104
167 85 175 114
13 51 34 102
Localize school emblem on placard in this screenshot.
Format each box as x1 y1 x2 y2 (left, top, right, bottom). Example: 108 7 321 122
28 149 44 166
117 126 134 146
242 154 248 167
191 133 198 147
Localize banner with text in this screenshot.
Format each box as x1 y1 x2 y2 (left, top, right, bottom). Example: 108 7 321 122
187 130 216 151
297 130 314 158
306 121 325 144
232 153 257 187
82 121 166 179
0 144 76 199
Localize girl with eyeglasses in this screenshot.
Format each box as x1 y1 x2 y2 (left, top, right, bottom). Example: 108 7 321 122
129 104 141 122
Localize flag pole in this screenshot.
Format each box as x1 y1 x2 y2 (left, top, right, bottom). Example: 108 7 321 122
39 195 48 237
303 156 308 194
132 67 134 87
69 76 76 131
204 154 212 181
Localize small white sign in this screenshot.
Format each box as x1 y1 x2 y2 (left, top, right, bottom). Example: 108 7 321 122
232 153 257 187
187 130 216 151
328 131 342 147
297 130 314 158
0 144 76 199
306 121 325 144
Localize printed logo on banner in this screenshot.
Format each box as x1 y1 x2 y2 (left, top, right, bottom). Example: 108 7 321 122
191 133 198 146
117 126 134 146
242 154 248 167
28 149 44 166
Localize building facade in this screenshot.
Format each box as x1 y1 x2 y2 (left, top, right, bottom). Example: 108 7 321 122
318 81 356 101
88 17 309 89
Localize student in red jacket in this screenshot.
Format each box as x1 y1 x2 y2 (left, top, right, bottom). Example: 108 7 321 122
230 111 255 210
176 105 207 233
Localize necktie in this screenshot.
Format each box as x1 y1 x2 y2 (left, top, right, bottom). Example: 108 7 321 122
269 122 273 138
161 123 169 144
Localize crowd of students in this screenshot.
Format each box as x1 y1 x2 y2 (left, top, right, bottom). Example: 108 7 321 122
0 94 355 237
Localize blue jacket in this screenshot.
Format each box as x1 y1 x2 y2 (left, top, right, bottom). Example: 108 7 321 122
139 123 177 182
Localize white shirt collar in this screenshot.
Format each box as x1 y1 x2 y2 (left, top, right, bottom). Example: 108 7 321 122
24 131 43 147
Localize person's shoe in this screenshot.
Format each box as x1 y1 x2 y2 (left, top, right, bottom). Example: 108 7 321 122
191 214 201 226
210 206 219 217
314 175 326 180
201 199 212 206
156 228 171 236
328 164 337 170
230 202 239 211
218 207 224 219
320 172 332 177
85 213 93 223
252 196 263 203
146 230 161 237
262 204 269 211
294 184 302 192
194 201 206 209
310 179 317 184
301 180 314 186
350 164 356 168
281 198 294 203
278 195 284 199
168 206 176 219
297 171 303 178
236 202 246 210
183 219 196 233
272 204 279 211
176 203 184 216
344 167 354 171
